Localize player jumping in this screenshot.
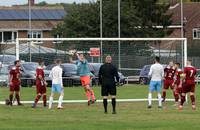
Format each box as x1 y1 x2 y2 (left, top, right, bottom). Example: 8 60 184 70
174 63 183 105
179 60 197 110
32 60 47 108
162 61 176 102
6 60 23 106
70 53 96 106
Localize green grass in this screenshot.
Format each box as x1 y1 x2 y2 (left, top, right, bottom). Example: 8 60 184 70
0 85 200 130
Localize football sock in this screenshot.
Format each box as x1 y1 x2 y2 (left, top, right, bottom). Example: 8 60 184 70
190 95 195 105
15 93 20 104
86 91 91 101
158 93 162 107
90 90 96 101
103 99 108 113
175 93 179 102
58 95 64 107
162 91 166 99
49 96 53 109
148 93 152 106
180 95 185 106
43 95 47 106
111 98 116 112
9 94 13 103
34 94 41 105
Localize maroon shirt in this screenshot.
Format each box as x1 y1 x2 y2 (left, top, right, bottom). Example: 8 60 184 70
164 67 176 80
184 66 197 84
10 66 20 84
36 66 45 85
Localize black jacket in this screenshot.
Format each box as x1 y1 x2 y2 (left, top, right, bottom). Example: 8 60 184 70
98 63 119 85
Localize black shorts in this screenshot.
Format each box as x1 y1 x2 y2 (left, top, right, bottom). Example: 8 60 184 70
101 85 116 96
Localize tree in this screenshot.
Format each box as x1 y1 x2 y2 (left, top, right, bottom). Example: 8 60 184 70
52 0 173 56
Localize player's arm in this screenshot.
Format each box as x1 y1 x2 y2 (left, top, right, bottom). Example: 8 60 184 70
98 66 103 84
148 66 153 79
69 56 76 64
114 66 120 83
59 68 63 87
9 70 13 85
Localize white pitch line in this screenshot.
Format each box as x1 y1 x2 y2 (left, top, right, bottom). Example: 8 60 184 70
0 98 175 105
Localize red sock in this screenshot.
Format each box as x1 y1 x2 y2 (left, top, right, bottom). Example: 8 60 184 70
34 95 41 104
175 93 179 102
190 95 195 105
86 91 91 101
43 95 47 106
90 90 96 101
162 91 166 99
9 94 13 103
15 93 20 104
180 95 185 105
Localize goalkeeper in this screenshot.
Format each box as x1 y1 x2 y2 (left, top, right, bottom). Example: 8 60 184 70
98 55 119 114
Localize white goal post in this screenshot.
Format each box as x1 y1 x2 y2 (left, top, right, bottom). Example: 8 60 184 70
16 37 187 67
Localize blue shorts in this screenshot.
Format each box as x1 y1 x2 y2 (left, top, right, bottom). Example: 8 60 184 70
51 84 63 93
149 81 162 92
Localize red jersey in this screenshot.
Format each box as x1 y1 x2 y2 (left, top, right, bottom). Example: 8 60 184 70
184 66 197 84
164 66 176 80
36 66 45 86
10 66 20 83
175 68 183 85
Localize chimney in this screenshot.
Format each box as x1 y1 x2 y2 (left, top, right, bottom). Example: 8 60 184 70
28 0 35 6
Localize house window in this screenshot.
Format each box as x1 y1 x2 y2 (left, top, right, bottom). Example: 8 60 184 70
0 31 17 43
28 31 43 38
193 28 200 39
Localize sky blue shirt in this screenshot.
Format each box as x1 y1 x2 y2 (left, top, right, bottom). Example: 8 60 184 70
75 60 90 76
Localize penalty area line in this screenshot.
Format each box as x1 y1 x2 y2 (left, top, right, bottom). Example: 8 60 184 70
0 98 175 105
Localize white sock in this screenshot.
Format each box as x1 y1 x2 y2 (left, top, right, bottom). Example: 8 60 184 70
148 93 152 106
49 96 53 109
58 95 64 107
158 93 162 107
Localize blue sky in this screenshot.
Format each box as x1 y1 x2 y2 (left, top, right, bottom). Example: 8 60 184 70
0 0 93 6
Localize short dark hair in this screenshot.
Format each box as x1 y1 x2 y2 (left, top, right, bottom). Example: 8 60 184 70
14 60 20 65
175 62 180 66
55 59 62 64
38 59 44 66
155 56 160 62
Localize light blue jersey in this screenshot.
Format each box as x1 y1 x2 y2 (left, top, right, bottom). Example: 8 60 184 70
75 60 90 76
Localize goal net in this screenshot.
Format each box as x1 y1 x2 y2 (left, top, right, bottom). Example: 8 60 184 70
13 37 187 73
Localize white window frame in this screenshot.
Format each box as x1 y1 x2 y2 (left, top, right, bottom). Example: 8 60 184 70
193 28 200 39
0 31 18 43
28 31 43 39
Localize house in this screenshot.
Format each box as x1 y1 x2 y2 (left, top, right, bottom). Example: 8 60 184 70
168 2 200 44
0 1 65 44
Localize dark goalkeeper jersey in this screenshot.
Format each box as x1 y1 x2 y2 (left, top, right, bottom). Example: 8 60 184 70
98 63 119 86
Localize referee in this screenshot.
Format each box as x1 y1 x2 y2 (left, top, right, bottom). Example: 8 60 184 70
99 55 119 114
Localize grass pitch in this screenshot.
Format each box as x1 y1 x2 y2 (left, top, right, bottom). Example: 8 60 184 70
0 85 200 130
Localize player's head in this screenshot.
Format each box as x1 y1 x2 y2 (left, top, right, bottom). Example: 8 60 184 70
78 53 85 61
14 60 20 67
175 63 180 68
38 59 44 67
105 55 112 63
55 59 62 65
154 56 160 63
169 61 174 67
187 59 192 66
